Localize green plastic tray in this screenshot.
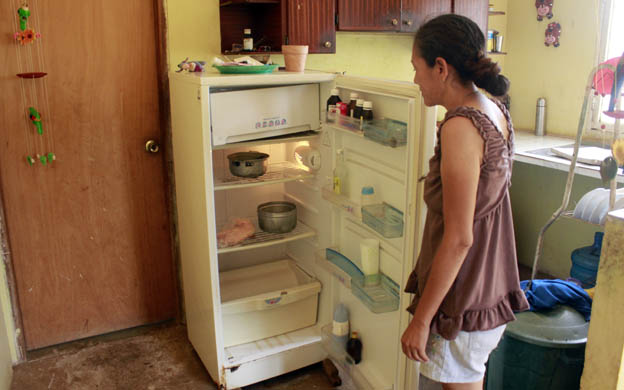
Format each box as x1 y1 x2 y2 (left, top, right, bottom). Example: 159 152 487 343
213 64 279 74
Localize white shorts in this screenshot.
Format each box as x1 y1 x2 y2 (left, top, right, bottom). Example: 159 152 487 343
417 325 506 385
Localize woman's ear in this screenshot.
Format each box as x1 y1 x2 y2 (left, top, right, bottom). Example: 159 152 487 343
434 57 450 82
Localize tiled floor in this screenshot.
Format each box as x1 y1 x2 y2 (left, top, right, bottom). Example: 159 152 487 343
11 323 347 390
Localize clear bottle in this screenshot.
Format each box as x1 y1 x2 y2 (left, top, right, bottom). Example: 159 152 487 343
243 28 253 52
327 88 342 111
362 101 374 121
361 186 376 207
353 99 365 120
348 92 359 118
333 149 348 196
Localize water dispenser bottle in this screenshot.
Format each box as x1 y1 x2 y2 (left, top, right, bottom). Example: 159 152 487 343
570 232 603 288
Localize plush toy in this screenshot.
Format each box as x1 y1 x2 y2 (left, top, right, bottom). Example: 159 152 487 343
176 58 206 73
545 22 561 48
535 0 554 21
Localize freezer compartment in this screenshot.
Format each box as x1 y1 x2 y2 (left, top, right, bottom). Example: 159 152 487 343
210 84 320 146
220 259 321 347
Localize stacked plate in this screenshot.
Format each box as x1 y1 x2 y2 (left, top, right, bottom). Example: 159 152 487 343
573 188 624 225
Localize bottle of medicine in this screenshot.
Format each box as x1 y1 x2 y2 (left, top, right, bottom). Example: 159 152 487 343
327 88 342 112
362 101 373 121
332 304 350 348
353 99 365 120
327 104 338 123
348 93 359 118
243 28 253 52
346 331 362 364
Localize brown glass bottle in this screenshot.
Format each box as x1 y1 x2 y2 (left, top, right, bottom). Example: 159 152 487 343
346 331 362 364
362 101 373 121
348 92 359 118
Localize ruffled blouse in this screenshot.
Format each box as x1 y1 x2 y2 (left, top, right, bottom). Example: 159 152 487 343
404 99 529 340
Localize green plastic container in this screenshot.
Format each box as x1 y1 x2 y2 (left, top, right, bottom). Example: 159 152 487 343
212 64 279 74
486 306 588 390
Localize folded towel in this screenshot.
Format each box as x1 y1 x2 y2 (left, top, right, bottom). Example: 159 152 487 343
520 279 593 321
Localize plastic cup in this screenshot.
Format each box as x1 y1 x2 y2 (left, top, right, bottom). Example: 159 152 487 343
360 239 380 285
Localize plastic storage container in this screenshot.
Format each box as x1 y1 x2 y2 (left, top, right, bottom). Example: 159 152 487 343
362 118 407 147
485 306 588 390
361 203 404 238
570 232 603 288
219 259 321 347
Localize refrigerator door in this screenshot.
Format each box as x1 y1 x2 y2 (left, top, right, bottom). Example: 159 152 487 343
170 81 226 384
295 74 436 390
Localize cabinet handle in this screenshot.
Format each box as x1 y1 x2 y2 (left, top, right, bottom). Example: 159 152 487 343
392 18 399 26
403 20 412 26
324 41 332 48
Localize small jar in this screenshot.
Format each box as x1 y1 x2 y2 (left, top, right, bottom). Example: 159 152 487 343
362 101 373 121
353 99 365 120
327 104 338 123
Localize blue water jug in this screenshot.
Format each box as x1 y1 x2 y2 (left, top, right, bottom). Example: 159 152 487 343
570 232 603 288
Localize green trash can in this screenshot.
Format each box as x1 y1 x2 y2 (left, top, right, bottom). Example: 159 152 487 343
486 306 589 390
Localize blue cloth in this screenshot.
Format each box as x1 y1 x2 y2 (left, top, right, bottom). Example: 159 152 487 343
520 279 593 321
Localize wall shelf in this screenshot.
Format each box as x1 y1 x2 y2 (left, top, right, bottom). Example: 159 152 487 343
488 11 506 16
215 162 313 191
488 51 507 55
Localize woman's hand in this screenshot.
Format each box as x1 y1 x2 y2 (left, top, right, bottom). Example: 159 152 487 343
401 317 430 362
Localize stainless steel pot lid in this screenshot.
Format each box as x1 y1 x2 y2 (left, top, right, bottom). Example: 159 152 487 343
227 152 269 161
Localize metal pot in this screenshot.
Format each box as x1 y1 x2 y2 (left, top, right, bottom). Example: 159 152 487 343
257 201 297 233
227 152 269 178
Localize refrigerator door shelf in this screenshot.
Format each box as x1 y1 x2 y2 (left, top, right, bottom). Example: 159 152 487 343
320 324 393 390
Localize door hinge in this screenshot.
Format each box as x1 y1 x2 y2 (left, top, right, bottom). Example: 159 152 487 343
335 13 338 27
285 35 289 45
197 88 201 101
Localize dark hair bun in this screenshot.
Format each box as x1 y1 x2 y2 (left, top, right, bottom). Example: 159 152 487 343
467 56 510 97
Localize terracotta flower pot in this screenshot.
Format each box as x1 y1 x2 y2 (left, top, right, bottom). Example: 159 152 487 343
282 45 308 72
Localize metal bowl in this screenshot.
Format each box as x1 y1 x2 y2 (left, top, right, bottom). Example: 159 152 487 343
227 152 269 178
257 202 297 233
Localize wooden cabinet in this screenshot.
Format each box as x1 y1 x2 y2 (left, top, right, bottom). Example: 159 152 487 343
400 0 452 32
453 0 488 34
287 0 336 53
337 0 402 31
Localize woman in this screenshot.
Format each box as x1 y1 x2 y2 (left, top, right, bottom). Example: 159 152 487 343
401 14 529 389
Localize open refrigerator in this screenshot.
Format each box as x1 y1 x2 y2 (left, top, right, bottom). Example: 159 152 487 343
169 70 436 390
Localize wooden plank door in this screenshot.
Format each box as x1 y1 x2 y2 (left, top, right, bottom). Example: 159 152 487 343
401 0 452 32
337 0 401 31
288 0 336 53
0 0 176 350
453 0 489 34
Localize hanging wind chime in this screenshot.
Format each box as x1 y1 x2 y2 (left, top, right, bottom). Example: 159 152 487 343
12 2 56 167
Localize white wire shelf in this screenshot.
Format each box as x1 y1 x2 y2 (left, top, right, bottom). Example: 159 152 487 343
217 220 316 254
215 161 314 191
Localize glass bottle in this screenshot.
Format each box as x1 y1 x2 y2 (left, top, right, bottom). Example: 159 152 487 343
243 28 253 52
327 88 342 111
348 92 359 118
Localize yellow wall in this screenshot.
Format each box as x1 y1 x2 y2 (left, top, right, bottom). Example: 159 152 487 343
505 0 600 136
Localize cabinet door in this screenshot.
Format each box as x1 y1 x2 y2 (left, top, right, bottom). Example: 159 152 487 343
453 0 488 35
338 0 401 31
401 0 452 32
287 0 336 53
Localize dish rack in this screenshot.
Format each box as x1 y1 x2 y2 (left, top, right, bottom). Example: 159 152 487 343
528 55 624 283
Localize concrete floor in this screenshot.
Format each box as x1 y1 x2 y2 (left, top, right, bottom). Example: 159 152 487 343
11 323 348 390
